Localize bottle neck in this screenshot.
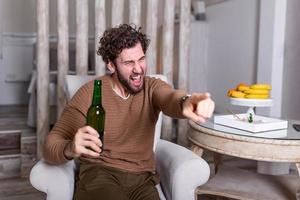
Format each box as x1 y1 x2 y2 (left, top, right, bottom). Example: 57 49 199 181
92 80 102 106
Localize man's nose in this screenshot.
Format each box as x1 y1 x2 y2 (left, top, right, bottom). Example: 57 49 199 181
133 63 142 73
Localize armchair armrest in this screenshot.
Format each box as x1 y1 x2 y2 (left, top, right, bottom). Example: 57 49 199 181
30 160 76 200
155 139 210 200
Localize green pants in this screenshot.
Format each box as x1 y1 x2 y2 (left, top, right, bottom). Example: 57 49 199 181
74 164 160 200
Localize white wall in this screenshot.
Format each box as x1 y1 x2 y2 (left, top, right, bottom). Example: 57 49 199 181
204 0 259 114
0 0 36 33
202 0 300 120
281 0 300 120
0 0 36 105
0 0 100 105
189 21 208 94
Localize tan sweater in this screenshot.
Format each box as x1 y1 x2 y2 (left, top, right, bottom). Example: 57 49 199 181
43 75 186 172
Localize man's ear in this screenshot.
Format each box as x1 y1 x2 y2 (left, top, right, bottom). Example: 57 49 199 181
107 61 115 74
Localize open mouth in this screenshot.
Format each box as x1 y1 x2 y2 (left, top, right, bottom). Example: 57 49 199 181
130 74 142 87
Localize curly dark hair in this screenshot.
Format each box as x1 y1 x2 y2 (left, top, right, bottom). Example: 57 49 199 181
97 24 150 64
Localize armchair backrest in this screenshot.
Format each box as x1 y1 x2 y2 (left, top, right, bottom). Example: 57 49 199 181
64 74 167 151
65 75 97 101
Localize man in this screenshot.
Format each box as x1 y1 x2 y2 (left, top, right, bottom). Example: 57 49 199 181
43 24 215 200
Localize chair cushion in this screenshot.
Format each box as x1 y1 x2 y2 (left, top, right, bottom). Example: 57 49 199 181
65 75 97 101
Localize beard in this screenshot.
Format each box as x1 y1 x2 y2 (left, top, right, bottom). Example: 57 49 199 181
115 67 145 94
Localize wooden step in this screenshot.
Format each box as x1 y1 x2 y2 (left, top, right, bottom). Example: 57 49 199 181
0 130 37 179
0 115 28 152
0 106 38 179
0 127 37 179
0 154 21 179
0 177 45 199
0 106 28 118
0 117 28 131
0 130 21 152
21 129 37 178
0 193 46 200
0 127 35 153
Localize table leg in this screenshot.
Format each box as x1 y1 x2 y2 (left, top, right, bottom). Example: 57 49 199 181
190 145 223 174
213 153 223 174
190 144 204 157
296 163 300 200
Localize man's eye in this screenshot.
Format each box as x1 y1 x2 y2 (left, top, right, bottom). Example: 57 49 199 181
140 58 145 63
124 62 134 66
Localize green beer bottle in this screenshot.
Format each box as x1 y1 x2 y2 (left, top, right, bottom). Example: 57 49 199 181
87 80 105 149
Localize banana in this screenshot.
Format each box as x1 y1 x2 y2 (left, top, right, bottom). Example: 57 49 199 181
250 84 271 90
244 89 269 95
231 90 246 98
245 94 269 99
227 83 271 99
237 85 250 92
227 89 235 97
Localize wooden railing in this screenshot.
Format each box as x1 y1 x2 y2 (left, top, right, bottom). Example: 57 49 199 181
36 0 191 158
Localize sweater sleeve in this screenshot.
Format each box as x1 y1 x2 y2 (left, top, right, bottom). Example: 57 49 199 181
43 84 91 165
151 78 187 119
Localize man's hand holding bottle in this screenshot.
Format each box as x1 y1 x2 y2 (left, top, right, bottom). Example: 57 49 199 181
64 126 102 160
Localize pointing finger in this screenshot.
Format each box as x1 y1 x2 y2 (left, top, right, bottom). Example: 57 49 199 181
198 97 214 114
190 93 211 104
183 107 207 123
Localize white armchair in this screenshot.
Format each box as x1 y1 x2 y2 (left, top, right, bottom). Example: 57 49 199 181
30 74 210 200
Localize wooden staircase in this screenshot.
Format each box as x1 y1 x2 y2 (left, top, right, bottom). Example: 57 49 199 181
0 106 45 199
0 106 37 179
